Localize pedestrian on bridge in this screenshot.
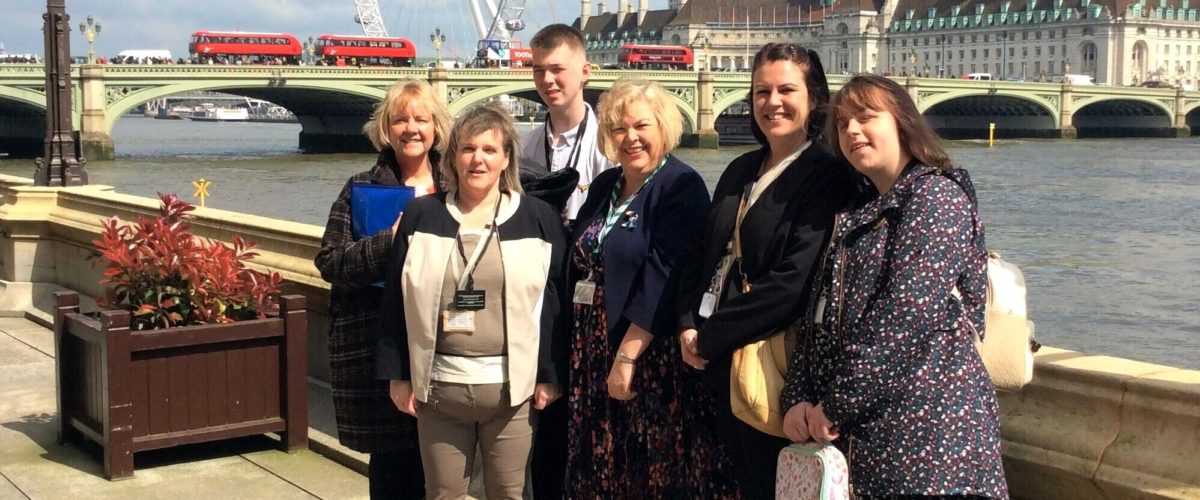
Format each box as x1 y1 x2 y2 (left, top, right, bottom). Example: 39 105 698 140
314 78 450 500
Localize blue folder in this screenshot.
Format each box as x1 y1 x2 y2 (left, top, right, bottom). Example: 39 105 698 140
350 183 416 239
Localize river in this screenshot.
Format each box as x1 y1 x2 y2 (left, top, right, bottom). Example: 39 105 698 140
1 116 1197 370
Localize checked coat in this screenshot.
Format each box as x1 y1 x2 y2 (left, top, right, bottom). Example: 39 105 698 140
314 150 440 453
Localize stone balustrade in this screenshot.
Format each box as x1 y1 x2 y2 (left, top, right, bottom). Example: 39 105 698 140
0 175 1196 498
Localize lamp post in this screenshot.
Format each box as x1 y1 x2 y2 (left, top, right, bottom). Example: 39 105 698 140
909 49 917 77
923 64 930 78
1022 60 1027 80
1001 31 1007 80
1177 65 1186 87
938 34 946 77
430 28 446 66
78 15 100 64
304 36 314 65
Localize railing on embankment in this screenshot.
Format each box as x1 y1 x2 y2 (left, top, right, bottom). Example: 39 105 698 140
0 174 1196 498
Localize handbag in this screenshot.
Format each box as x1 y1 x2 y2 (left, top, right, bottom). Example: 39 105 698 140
966 251 1041 391
776 442 850 500
727 178 797 437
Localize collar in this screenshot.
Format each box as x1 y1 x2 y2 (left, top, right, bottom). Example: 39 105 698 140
446 191 521 225
545 103 594 148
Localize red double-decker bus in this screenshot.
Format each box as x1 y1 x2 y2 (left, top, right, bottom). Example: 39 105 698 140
315 35 417 67
189 31 302 64
619 44 693 70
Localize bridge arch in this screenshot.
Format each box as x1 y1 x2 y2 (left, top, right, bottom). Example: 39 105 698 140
447 80 699 134
104 82 387 134
1071 96 1174 137
919 90 1060 138
0 96 47 157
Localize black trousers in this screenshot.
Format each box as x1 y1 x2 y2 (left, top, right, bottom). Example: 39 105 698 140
705 357 790 500
530 396 568 500
368 447 425 500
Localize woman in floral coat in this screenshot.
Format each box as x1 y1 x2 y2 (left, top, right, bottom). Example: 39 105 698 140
781 74 1009 498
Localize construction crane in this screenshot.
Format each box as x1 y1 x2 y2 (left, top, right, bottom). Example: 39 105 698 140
353 0 389 37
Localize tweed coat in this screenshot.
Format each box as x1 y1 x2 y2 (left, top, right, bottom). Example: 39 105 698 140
782 163 1008 498
313 150 440 453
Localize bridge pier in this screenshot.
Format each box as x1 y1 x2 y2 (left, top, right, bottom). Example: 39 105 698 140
1172 88 1193 137
1058 81 1077 140
689 71 719 149
79 65 114 160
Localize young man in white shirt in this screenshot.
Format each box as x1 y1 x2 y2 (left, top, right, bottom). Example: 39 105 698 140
521 24 614 227
523 24 613 500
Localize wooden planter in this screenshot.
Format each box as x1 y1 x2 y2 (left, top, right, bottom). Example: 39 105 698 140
52 291 309 480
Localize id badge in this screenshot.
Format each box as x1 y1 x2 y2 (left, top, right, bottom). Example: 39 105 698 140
453 290 486 311
699 291 718 319
442 310 475 333
573 280 597 305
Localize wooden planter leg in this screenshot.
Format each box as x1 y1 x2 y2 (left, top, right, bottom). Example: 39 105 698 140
100 309 135 480
53 291 80 445
279 295 309 451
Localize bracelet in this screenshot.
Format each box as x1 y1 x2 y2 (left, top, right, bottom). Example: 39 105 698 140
615 351 638 365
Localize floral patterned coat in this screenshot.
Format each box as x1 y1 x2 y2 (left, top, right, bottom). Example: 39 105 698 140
782 163 1009 498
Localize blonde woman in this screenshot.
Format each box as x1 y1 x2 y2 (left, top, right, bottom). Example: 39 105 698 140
314 78 450 499
564 79 738 498
377 104 566 499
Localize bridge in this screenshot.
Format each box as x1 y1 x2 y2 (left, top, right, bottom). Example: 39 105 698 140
2 64 1199 159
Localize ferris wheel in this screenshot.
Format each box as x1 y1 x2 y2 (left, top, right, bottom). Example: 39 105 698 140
352 0 527 42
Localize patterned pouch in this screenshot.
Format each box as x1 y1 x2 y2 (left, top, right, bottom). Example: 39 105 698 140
775 442 850 500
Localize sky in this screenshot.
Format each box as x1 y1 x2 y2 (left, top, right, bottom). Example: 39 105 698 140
0 0 626 62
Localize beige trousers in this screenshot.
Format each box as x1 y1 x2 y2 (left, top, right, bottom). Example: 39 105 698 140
417 381 533 500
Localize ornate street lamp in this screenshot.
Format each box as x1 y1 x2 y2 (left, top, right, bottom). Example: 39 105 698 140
78 14 101 64
430 28 446 66
35 0 87 186
1177 65 1186 87
304 36 315 65
692 32 711 71
923 64 930 78
908 49 917 77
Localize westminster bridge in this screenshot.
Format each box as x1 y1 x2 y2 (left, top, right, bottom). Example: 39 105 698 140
2 63 1200 159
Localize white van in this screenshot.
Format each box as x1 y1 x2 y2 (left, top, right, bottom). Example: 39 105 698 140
965 72 994 81
1052 74 1094 85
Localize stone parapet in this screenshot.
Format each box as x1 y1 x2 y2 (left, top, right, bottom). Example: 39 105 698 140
1 176 1198 498
998 347 1200 499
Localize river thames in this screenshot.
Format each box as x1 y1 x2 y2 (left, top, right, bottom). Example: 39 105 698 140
1 117 1197 370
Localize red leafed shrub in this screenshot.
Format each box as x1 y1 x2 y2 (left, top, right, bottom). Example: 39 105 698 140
90 193 284 331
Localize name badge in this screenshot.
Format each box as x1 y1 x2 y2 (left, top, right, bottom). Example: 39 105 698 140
699 291 718 319
573 280 597 305
453 290 486 311
442 310 475 333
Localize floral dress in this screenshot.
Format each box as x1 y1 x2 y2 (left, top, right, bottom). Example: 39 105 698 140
566 217 740 499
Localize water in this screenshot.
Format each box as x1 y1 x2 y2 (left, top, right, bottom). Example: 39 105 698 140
2 117 1198 370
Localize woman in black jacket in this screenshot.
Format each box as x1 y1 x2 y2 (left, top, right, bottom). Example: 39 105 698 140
313 79 448 500
676 44 857 499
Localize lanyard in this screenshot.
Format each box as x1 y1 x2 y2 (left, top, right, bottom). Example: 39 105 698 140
452 195 502 291
594 158 665 253
543 112 588 174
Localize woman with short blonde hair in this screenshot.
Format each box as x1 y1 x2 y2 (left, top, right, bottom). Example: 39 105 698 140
563 79 739 497
315 77 451 499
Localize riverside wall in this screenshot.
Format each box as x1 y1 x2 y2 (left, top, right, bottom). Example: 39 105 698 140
0 175 1196 499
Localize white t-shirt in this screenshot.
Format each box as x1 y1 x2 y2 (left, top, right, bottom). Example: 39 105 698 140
519 103 614 221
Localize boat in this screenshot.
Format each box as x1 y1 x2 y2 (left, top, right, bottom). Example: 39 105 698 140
187 104 249 122
155 106 193 120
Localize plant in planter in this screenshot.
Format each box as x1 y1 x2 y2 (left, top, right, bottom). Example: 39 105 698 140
55 193 308 480
91 193 282 329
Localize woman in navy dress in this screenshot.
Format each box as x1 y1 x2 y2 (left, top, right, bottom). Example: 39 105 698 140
564 79 739 499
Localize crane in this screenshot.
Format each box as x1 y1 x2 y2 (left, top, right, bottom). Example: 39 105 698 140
353 0 389 37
